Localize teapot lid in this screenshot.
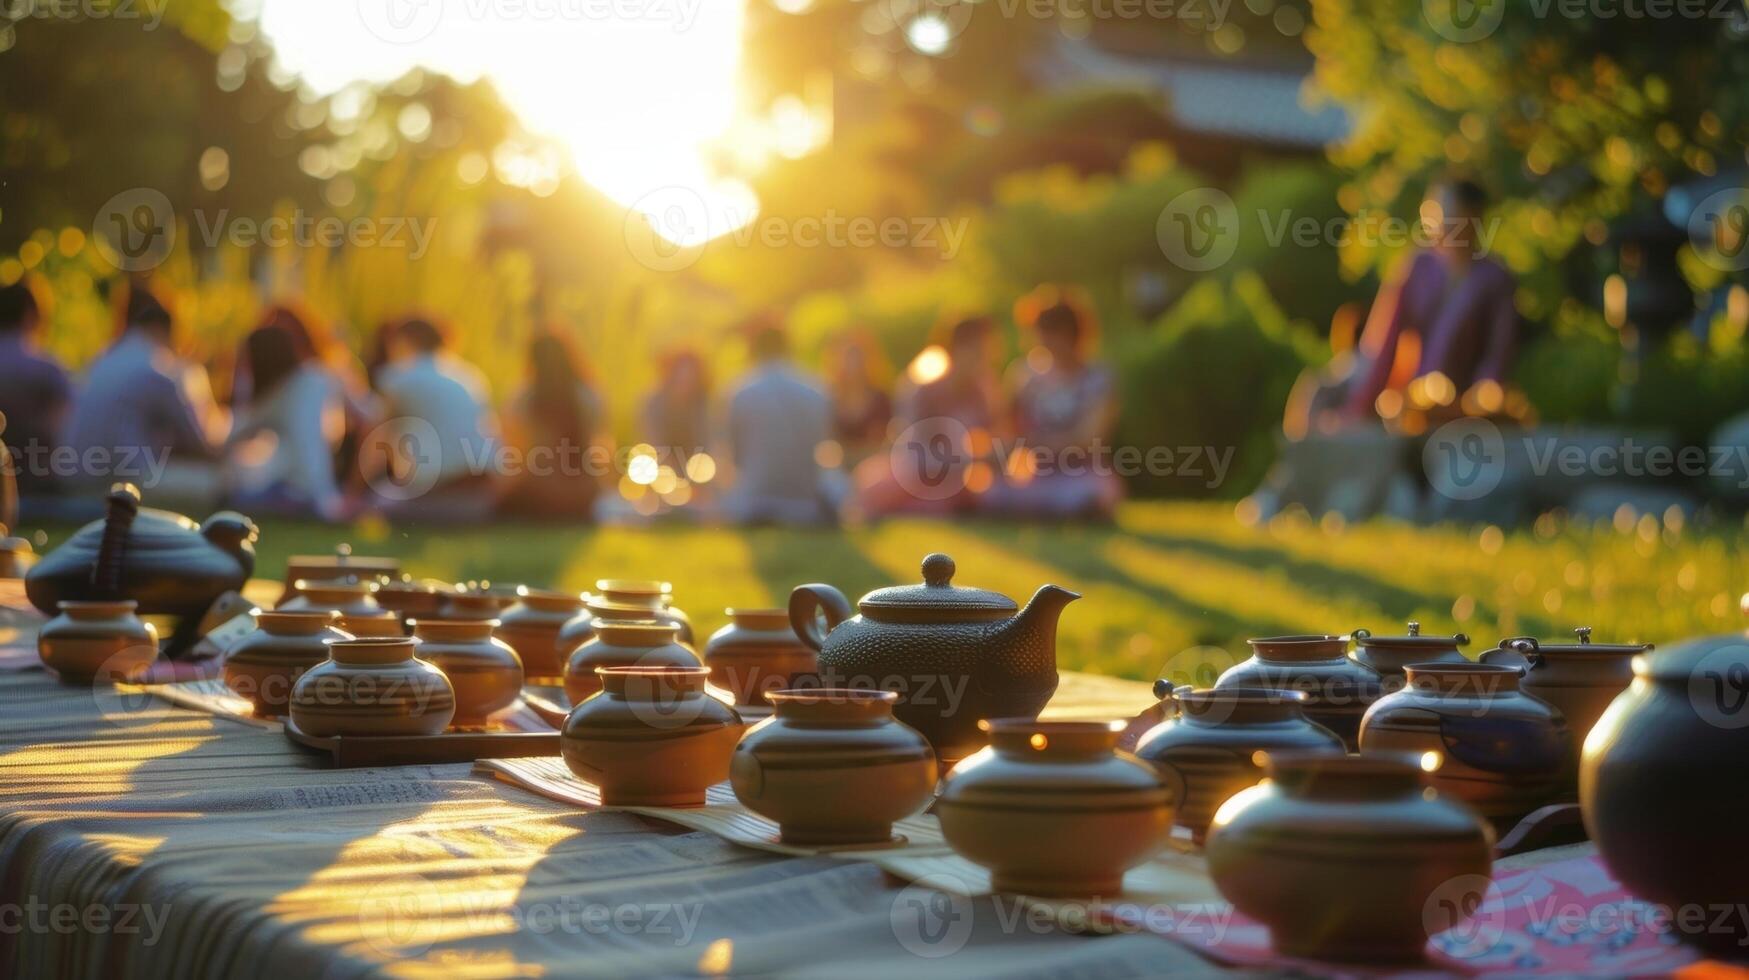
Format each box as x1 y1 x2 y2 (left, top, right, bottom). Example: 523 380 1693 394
858 554 1017 622
1352 621 1470 648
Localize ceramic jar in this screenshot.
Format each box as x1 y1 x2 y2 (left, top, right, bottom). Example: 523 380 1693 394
730 689 935 845
1207 752 1495 963
495 588 585 684
1134 687 1345 840
555 599 597 662
1360 663 1567 825
1218 635 1383 750
440 587 516 621
1581 624 1749 954
935 719 1172 896
1481 627 1651 792
375 577 446 620
704 609 819 707
561 666 742 806
223 610 352 717
1352 622 1471 692
411 618 524 728
290 637 456 736
564 620 702 705
37 600 158 683
595 579 693 643
281 578 382 618
337 611 405 638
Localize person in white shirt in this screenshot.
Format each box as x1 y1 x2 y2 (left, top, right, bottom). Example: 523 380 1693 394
222 310 350 521
719 315 840 526
366 315 500 522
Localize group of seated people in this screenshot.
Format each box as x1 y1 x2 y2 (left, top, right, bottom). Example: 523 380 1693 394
0 278 1122 525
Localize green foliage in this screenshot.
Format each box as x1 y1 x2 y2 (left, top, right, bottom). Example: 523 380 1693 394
1228 158 1372 331
1113 271 1324 498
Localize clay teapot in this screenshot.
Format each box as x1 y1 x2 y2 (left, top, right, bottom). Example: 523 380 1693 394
1481 627 1651 790
1219 634 1383 750
1581 616 1749 954
789 553 1079 762
25 484 256 652
1351 622 1471 692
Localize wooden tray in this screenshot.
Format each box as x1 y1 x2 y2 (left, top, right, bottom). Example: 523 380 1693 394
284 709 558 768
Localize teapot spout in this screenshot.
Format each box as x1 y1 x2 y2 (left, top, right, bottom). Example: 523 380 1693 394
1002 584 1080 647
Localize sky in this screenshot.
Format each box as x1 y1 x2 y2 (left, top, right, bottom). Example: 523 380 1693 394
252 0 753 242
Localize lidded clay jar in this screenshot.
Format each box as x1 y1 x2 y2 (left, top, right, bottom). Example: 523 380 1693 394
1219 634 1383 750
336 611 405 638
935 719 1173 896
1481 627 1650 791
412 618 524 728
1207 751 1495 963
223 610 352 717
730 689 935 845
594 579 693 644
1134 687 1345 841
290 637 455 737
374 576 445 619
1360 662 1567 825
561 666 741 806
280 577 382 618
1351 622 1470 692
704 608 818 707
564 620 701 705
38 600 158 684
440 585 516 621
494 587 584 684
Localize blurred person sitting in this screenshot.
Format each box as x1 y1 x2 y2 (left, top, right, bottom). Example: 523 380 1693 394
642 346 711 474
719 314 839 526
825 328 894 466
499 330 605 521
852 314 1002 519
222 309 350 520
366 314 500 522
0 278 74 506
988 286 1122 520
67 280 228 509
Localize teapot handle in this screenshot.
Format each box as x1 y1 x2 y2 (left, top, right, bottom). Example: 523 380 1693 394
788 584 853 653
91 483 141 597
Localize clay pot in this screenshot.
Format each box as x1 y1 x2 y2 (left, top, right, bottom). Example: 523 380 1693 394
1352 622 1471 692
495 588 585 684
564 620 701 705
1360 663 1567 825
375 577 446 619
704 609 819 706
289 637 455 736
336 611 406 638
730 689 935 845
594 579 693 643
560 666 742 806
555 599 597 662
1480 627 1651 796
1582 624 1749 954
1134 687 1345 840
935 719 1173 896
281 577 382 618
223 610 352 717
439 587 516 621
37 600 158 684
1207 752 1495 963
1219 635 1383 749
410 618 524 728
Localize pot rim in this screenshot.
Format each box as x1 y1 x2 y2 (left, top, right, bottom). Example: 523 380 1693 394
595 578 673 597
767 688 897 705
1248 634 1344 645
1172 686 1310 706
979 717 1127 736
55 599 141 613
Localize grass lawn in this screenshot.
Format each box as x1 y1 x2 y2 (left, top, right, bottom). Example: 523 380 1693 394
35 502 1749 685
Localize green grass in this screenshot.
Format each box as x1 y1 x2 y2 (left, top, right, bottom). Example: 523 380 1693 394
35 502 1749 684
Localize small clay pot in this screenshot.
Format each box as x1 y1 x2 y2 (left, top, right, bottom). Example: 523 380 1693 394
1133 687 1345 841
560 665 742 806
730 689 935 845
564 620 701 705
374 577 445 619
37 600 158 684
1351 622 1470 692
595 579 693 643
935 718 1172 896
494 587 585 684
1360 662 1567 825
705 608 819 706
411 618 524 729
290 637 455 736
280 577 382 618
1220 635 1383 749
439 588 516 621
336 611 406 638
555 599 597 663
1207 751 1495 963
223 610 352 717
